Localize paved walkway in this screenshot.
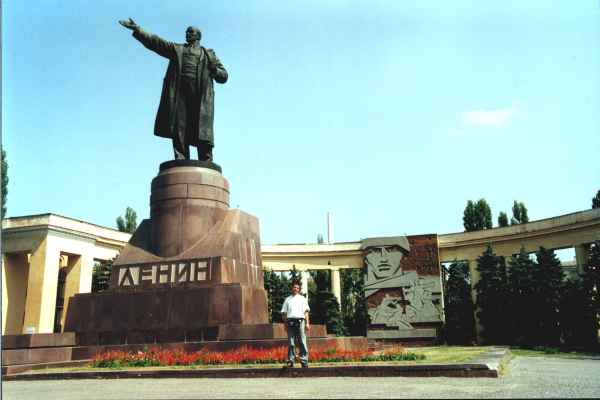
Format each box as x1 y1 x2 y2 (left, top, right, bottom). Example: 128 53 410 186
3 356 600 399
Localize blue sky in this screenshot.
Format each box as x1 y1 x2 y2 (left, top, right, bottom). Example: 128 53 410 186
3 1 600 245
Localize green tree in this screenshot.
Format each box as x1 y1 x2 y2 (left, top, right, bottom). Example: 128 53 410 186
533 247 564 346
263 270 291 323
463 200 477 232
309 270 346 335
474 245 509 344
475 199 493 229
463 199 492 231
497 212 509 227
510 200 529 225
317 234 324 244
1 149 8 219
308 271 328 323
559 244 600 351
443 260 476 345
560 278 591 348
593 190 600 209
116 206 138 233
557 243 600 349
587 241 600 317
289 266 301 283
507 247 538 345
575 242 600 349
340 268 368 336
92 259 113 292
263 270 276 322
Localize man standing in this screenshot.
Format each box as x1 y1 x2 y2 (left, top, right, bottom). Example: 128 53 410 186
281 280 311 368
118 18 228 162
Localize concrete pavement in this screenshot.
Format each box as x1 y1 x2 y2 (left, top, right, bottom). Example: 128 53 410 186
3 355 599 399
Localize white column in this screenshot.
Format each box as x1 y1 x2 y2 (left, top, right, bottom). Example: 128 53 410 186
301 271 309 300
330 268 341 306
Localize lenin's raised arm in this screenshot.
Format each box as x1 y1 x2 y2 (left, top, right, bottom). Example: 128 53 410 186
119 18 176 59
118 18 227 83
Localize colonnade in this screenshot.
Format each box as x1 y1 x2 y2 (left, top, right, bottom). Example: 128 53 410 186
2 214 129 335
3 208 599 338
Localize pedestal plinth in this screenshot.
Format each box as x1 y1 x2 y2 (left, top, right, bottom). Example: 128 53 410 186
150 163 229 257
63 161 310 345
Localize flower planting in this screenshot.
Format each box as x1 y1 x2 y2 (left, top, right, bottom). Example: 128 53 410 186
91 345 425 368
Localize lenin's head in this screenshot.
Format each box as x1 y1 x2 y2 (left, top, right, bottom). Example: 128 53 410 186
186 26 202 44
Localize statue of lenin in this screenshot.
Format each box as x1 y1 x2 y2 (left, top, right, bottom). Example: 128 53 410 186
119 18 228 162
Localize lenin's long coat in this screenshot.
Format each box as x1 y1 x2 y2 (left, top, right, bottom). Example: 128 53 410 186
132 29 228 146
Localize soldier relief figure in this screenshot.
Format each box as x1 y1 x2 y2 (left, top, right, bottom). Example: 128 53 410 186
361 238 442 331
119 18 228 162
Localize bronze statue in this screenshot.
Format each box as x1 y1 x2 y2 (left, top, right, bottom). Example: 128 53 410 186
119 18 228 162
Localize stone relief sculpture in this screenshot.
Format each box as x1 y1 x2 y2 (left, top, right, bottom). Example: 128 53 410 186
404 278 441 321
361 236 443 336
369 294 415 329
367 277 442 329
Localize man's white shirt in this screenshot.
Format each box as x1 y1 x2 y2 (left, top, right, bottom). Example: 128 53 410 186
281 294 310 319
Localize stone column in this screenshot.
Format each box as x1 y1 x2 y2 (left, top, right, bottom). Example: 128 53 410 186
330 268 341 306
23 236 61 334
301 271 309 299
2 253 29 335
575 244 590 274
60 246 94 331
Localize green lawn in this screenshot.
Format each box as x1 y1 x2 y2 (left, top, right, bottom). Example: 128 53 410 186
406 346 491 364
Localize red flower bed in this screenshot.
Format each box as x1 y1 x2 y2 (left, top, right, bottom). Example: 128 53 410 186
92 345 418 368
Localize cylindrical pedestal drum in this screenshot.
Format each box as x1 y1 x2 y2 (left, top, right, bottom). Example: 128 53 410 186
150 163 229 257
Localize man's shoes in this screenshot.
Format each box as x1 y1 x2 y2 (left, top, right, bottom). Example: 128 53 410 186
301 363 308 368
286 361 294 368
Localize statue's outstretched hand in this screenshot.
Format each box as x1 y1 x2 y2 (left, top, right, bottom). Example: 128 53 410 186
119 18 138 31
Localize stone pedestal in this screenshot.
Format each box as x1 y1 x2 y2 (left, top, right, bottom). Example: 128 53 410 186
150 163 229 257
64 161 316 345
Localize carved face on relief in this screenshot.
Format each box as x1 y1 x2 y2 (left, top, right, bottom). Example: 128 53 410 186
365 246 404 280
